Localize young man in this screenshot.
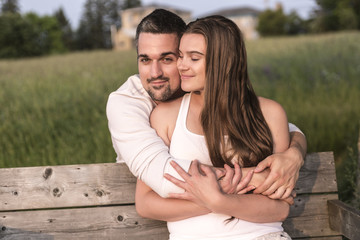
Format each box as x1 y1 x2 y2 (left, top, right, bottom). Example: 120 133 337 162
106 9 306 199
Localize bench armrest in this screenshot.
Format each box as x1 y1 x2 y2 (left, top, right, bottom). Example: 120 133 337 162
328 199 360 240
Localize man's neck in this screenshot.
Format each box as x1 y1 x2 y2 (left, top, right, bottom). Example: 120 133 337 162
156 88 186 105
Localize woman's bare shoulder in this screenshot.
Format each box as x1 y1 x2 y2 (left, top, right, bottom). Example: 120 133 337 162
152 97 183 117
258 96 286 118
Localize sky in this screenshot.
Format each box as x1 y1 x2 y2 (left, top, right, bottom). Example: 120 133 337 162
20 0 319 29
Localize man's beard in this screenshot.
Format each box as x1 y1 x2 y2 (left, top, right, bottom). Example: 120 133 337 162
146 77 174 102
146 85 173 102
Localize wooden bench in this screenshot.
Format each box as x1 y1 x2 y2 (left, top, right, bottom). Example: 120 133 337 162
1 152 359 239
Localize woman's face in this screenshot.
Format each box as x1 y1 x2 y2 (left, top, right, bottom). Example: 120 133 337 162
177 33 206 93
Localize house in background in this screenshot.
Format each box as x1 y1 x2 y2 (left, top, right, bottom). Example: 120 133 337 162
111 4 192 51
111 5 262 51
203 7 261 40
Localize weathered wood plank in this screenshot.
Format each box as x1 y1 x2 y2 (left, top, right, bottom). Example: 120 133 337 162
328 199 360 240
0 163 136 211
0 205 168 240
0 194 340 239
284 194 339 238
292 237 342 240
0 152 337 211
295 152 337 194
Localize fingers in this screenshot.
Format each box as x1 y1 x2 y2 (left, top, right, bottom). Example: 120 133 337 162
199 163 216 178
221 164 235 192
281 187 294 199
167 192 189 200
164 173 186 190
235 170 254 194
187 160 201 176
282 196 294 205
253 170 281 194
254 157 271 173
232 163 242 187
268 186 286 199
214 167 226 180
237 185 256 195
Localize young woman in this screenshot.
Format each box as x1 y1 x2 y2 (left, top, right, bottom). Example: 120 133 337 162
136 15 292 240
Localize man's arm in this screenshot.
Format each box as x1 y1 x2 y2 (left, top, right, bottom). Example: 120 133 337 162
106 76 191 197
253 123 307 199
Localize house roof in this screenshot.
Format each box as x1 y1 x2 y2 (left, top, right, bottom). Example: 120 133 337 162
200 7 261 18
122 3 191 16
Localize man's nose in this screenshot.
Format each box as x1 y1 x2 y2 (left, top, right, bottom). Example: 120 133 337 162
150 61 163 78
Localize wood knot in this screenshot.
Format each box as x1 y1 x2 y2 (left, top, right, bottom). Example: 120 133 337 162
1 226 6 231
117 215 123 221
53 188 62 197
43 168 53 180
12 191 18 196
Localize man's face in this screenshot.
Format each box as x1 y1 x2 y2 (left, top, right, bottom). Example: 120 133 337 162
137 33 181 102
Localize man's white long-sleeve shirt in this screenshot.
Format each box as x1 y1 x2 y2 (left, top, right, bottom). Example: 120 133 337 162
106 74 191 197
106 74 303 198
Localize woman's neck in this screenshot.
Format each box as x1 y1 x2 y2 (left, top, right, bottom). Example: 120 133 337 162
191 91 204 107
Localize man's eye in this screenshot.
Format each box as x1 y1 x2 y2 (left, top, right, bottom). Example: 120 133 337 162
140 58 150 63
192 58 200 61
162 58 174 63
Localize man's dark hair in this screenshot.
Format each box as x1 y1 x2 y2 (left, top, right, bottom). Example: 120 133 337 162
135 9 186 50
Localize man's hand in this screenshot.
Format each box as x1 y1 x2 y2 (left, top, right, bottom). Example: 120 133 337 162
253 146 304 199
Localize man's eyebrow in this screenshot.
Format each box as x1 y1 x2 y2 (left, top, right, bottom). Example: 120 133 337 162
160 52 177 57
137 54 148 59
137 52 177 59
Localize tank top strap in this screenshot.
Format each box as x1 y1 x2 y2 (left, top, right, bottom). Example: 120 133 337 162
174 93 191 133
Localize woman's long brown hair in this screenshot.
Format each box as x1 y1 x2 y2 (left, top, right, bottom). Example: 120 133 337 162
184 16 273 168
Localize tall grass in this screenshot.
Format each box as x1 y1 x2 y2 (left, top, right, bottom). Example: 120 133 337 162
0 50 137 167
246 31 360 156
245 31 360 205
0 31 359 203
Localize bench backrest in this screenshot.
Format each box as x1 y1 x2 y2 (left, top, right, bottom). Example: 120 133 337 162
0 152 342 239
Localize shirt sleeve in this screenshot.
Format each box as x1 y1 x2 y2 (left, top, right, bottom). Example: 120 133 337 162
288 123 304 135
106 90 190 198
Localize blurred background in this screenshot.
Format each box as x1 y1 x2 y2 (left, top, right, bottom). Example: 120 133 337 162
0 0 359 209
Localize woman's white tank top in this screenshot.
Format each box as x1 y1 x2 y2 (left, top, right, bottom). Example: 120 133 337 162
168 93 283 240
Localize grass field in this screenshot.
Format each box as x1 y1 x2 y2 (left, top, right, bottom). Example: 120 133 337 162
1 31 359 204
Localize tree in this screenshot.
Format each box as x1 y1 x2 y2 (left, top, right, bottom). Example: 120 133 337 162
123 0 141 9
24 13 66 54
54 7 74 50
0 12 67 58
74 0 141 50
286 11 308 35
75 0 117 50
0 13 39 58
311 0 359 32
1 0 19 14
257 8 287 36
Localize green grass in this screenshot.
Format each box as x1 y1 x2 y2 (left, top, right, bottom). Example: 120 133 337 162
0 31 359 204
0 50 138 167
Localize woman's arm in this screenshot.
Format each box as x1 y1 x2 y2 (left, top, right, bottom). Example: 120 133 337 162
164 160 290 223
136 179 210 222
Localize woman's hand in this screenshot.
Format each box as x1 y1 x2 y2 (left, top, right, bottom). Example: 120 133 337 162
219 163 255 194
164 160 224 208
